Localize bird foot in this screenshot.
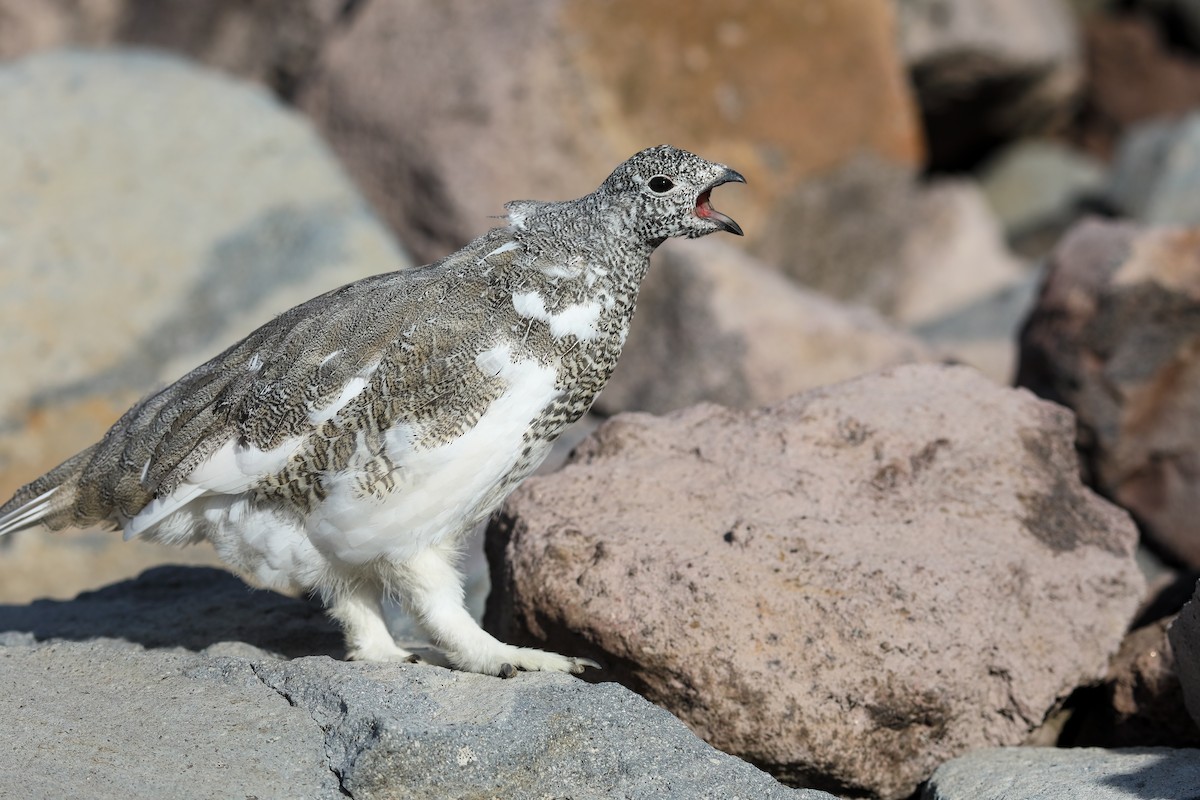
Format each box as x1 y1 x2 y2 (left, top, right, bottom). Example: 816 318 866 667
455 646 600 677
346 641 421 663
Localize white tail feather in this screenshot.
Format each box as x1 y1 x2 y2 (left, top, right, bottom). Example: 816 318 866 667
0 487 59 536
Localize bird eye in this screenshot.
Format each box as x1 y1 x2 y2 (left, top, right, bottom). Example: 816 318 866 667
648 175 675 193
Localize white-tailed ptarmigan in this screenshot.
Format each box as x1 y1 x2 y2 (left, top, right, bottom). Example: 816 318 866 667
0 145 744 676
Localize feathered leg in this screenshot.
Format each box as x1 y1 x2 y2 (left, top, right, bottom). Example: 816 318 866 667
390 544 598 677
328 581 418 663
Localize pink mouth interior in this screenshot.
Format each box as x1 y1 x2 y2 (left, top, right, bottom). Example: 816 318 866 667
695 189 715 218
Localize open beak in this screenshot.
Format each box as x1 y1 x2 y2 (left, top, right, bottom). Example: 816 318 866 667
694 168 746 236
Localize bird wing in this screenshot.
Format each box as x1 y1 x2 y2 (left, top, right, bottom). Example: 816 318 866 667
1 227 522 538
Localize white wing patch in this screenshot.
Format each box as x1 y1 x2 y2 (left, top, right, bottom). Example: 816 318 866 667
125 435 303 540
308 360 379 424
482 241 519 260
511 291 601 341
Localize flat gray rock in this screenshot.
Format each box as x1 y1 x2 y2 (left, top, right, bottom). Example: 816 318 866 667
922 746 1200 800
0 567 830 800
0 642 343 800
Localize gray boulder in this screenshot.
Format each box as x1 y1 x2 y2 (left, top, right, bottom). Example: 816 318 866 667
1108 112 1200 224
0 566 832 800
922 746 1200 800
0 48 408 600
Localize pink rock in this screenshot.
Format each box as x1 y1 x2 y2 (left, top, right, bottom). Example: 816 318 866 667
487 364 1143 799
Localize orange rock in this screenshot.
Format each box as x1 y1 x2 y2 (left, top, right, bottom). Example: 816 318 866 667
299 0 922 262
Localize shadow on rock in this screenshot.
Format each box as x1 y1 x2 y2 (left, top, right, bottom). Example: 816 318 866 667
0 565 343 659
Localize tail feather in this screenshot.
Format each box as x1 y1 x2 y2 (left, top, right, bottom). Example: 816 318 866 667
0 487 61 536
0 445 98 536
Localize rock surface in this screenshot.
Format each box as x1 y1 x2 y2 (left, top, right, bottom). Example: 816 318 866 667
978 139 1106 246
594 239 937 415
1078 13 1200 157
921 746 1200 800
1069 615 1200 748
1109 111 1200 225
2 1 922 265
897 0 1081 169
0 567 832 800
0 49 408 599
1016 218 1200 567
890 179 1027 326
1169 580 1200 732
296 0 921 263
753 157 1025 327
488 363 1144 799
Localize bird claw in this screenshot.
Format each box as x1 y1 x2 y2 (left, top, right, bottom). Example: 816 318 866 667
569 657 601 674
493 655 600 678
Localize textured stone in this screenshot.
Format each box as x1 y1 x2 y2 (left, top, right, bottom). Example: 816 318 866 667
0 568 832 800
0 642 343 800
297 0 921 263
0 2 922 269
754 157 1025 325
594 238 936 415
1132 0 1200 52
922 746 1200 800
978 139 1107 241
0 49 408 597
1079 14 1200 157
1016 219 1200 567
911 267 1044 386
1070 616 1200 748
488 364 1144 799
890 179 1027 326
897 0 1082 169
0 0 124 58
1109 112 1200 225
1169 580 1200 732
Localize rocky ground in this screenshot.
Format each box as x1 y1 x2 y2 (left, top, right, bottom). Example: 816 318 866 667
2 1 1200 798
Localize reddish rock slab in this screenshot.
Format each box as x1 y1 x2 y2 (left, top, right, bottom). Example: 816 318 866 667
487 364 1143 799
1069 615 1200 748
1078 14 1200 158
1169 580 1200 733
1017 218 1200 568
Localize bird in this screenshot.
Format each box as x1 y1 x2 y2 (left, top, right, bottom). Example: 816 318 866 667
0 144 745 676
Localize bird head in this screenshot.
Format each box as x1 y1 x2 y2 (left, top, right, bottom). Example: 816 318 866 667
598 144 746 243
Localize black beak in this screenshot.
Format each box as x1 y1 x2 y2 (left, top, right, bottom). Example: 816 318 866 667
696 168 746 236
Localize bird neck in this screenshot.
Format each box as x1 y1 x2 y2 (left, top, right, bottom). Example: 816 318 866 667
509 195 658 291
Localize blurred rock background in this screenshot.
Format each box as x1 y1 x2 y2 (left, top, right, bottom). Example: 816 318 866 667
2 0 1200 797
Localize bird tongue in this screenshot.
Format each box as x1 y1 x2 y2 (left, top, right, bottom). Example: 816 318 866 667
695 189 744 236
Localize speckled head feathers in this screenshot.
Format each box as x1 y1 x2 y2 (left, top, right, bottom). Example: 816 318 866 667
598 144 745 242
